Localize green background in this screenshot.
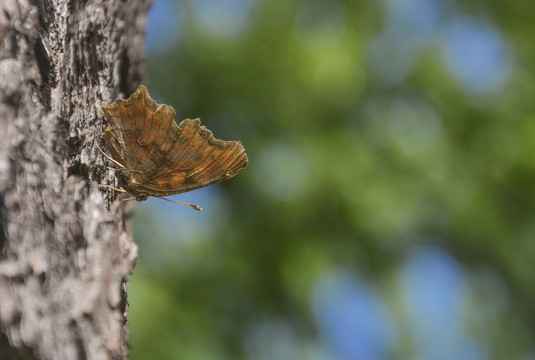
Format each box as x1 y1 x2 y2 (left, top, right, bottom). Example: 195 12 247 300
128 0 535 359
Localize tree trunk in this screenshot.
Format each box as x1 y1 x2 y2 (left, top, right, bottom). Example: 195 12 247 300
0 1 149 359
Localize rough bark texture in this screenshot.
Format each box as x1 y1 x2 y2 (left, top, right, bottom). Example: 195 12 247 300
0 1 150 359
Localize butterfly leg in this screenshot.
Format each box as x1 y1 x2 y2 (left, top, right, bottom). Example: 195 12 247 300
99 184 127 193
96 145 125 169
98 184 135 205
118 197 136 205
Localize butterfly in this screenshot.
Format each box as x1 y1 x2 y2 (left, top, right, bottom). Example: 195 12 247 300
98 85 248 211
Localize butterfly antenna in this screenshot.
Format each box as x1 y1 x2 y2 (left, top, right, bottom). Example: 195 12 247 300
159 197 203 211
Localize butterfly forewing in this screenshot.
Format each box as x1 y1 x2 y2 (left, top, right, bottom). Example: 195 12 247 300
102 85 180 178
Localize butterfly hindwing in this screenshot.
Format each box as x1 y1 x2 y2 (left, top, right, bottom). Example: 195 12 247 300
136 119 247 195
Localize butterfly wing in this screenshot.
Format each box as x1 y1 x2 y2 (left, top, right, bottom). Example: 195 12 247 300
132 118 248 196
101 85 179 179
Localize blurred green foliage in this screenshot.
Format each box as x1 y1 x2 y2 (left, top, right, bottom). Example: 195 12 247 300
128 0 535 359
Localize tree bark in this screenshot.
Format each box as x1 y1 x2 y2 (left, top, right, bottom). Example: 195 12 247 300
0 1 149 359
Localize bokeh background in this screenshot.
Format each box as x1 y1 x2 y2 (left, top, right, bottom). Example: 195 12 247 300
127 0 535 359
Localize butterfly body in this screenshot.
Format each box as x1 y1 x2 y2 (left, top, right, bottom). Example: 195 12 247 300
114 168 150 201
100 85 248 203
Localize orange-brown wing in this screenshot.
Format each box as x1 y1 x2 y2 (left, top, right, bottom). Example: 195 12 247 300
132 118 248 196
101 85 179 178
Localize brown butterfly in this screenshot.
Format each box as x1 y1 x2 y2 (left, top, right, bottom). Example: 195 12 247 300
98 85 248 211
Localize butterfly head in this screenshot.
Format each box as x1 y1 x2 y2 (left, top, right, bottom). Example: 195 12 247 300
115 168 149 202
